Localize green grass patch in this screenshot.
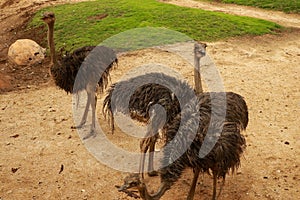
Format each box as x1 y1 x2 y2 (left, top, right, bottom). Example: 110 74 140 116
29 0 281 52
101 27 193 52
205 0 300 13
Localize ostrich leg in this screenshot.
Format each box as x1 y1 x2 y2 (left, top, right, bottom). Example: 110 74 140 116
139 137 150 179
187 168 200 200
212 171 218 200
83 91 97 139
72 91 91 129
72 89 97 139
139 133 159 178
217 177 226 199
147 134 159 176
140 118 160 177
89 91 97 133
146 106 164 177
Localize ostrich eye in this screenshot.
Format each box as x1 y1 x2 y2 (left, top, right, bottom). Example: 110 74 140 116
127 180 138 187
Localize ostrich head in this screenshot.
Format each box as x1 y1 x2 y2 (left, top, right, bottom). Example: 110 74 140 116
41 12 55 25
117 173 142 191
117 173 152 200
194 41 207 59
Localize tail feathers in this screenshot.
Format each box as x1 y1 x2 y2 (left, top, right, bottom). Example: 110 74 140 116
97 57 118 93
102 85 115 133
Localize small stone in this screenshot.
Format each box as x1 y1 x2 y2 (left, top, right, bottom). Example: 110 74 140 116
11 167 19 173
48 108 56 112
284 141 290 145
31 136 37 140
10 134 19 138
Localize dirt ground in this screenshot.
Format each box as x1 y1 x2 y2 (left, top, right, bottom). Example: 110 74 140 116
0 0 299 199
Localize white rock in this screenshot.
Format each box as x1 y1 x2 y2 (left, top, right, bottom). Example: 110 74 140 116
8 39 46 66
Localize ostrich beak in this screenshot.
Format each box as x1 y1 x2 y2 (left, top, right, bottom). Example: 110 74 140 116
41 13 47 20
117 173 142 191
116 184 128 191
41 12 55 20
194 42 207 58
200 50 206 56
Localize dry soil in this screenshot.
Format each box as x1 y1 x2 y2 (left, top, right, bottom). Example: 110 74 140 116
0 0 299 199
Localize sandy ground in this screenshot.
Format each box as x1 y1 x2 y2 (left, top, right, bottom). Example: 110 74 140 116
0 0 299 199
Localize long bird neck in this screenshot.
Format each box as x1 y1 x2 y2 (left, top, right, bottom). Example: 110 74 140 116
136 184 152 200
194 55 203 95
47 21 57 72
137 182 170 200
151 182 171 200
141 161 181 199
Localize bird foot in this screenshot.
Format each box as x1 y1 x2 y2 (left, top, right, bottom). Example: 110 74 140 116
71 123 85 129
83 129 96 140
147 170 158 177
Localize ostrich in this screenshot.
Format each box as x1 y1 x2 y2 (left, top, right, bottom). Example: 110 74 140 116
117 95 247 200
41 12 118 136
103 72 196 176
103 79 248 179
102 42 206 177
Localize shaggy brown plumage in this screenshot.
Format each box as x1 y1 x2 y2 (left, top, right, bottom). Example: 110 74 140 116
103 73 194 130
51 45 117 94
158 96 246 200
103 72 195 176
